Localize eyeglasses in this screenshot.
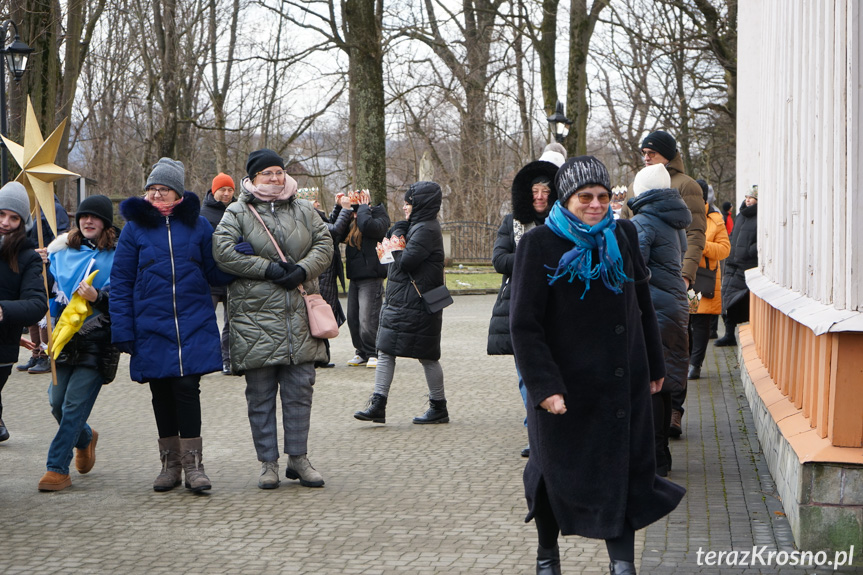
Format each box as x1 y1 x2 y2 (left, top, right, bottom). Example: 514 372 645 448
575 191 611 205
146 187 175 198
641 150 657 159
256 170 286 179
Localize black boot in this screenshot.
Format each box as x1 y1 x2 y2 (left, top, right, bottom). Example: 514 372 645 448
413 398 449 424
609 559 636 574
536 544 561 575
714 318 737 347
354 393 387 423
687 364 701 380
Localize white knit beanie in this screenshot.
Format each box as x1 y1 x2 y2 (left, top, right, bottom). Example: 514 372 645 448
633 164 671 197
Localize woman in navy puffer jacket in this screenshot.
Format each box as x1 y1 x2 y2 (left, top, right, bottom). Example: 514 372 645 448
111 158 232 493
627 164 691 478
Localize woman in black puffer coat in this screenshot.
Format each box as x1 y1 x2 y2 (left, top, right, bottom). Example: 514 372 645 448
354 181 448 425
715 189 758 347
0 182 49 444
628 164 691 478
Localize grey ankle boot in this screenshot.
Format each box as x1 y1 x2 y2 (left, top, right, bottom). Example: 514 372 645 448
536 544 561 575
179 437 212 492
153 436 182 492
285 454 324 487
609 559 636 574
413 398 449 424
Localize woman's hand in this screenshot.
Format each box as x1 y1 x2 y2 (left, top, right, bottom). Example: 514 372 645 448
76 282 98 303
540 394 567 415
358 190 371 205
338 194 352 210
649 378 664 394
20 336 36 350
35 247 48 265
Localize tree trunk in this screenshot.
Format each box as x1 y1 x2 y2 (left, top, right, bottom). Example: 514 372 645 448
344 0 386 205
564 0 607 155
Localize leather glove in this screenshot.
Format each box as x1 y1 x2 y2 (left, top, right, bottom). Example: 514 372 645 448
234 236 254 255
114 341 135 355
265 262 290 284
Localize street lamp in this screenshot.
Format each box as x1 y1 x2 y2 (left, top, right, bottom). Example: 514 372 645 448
546 101 572 144
1 20 33 184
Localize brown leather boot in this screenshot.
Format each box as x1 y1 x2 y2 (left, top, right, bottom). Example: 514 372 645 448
75 430 99 474
153 436 182 492
180 437 211 492
38 471 72 491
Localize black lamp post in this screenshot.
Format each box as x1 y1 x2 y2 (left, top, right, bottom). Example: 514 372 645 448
0 20 33 185
546 100 572 144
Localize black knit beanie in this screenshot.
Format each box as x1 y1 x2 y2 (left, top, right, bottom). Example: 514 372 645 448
75 195 114 228
246 149 285 180
555 156 611 205
641 130 677 162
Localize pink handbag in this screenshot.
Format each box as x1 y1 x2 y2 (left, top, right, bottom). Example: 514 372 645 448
247 204 339 339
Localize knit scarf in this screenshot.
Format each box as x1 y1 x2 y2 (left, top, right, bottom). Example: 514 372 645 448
243 175 298 202
151 197 183 217
544 201 631 298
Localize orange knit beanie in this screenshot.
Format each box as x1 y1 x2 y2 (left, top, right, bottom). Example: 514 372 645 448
211 172 235 192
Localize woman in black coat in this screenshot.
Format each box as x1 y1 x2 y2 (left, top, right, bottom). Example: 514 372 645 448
715 188 758 347
0 182 49 442
510 157 685 575
487 146 564 457
628 164 692 478
354 181 448 425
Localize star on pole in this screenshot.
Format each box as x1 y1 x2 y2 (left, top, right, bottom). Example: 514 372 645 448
1 96 79 236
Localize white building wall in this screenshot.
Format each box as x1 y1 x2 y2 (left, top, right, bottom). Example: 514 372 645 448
738 0 863 318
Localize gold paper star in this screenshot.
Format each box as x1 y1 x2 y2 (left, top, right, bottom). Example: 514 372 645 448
1 97 79 236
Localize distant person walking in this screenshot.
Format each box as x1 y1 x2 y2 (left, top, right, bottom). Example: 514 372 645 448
111 158 232 493
715 186 758 348
487 143 564 457
354 182 449 425
0 182 49 443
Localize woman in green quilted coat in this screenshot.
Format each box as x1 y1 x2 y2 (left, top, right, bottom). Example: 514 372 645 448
212 149 332 490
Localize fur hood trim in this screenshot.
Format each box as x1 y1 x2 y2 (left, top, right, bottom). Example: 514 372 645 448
119 191 201 228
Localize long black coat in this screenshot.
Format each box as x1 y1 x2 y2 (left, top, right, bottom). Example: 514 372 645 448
200 190 234 298
510 219 685 538
316 206 352 326
376 182 445 361
722 201 757 323
0 239 48 363
487 158 559 355
629 188 692 395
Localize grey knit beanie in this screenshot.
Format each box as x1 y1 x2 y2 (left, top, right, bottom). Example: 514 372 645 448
0 181 33 231
555 156 611 205
146 157 185 195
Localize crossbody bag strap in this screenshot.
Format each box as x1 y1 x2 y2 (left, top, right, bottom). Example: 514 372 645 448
246 202 287 263
407 271 423 299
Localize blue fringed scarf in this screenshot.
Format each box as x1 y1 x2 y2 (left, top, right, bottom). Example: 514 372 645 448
544 201 632 298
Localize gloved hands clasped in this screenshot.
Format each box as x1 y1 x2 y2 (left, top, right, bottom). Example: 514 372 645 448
265 262 307 290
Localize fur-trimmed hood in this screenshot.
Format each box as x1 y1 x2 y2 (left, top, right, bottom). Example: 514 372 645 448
511 160 559 224
119 191 202 228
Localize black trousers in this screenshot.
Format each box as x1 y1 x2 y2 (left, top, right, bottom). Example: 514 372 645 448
652 391 672 474
688 314 714 369
0 365 11 420
149 375 202 438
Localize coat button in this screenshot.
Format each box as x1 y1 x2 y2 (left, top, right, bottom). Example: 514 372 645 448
616 409 626 419
615 324 625 334
614 367 624 377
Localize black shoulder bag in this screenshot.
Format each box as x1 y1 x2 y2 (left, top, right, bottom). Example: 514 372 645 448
694 257 717 299
408 272 453 314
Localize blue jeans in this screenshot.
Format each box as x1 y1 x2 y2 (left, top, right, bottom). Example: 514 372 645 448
46 365 103 474
347 278 384 360
244 363 315 461
515 362 527 427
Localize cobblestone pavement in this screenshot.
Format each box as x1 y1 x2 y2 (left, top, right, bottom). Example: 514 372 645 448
1 294 860 574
